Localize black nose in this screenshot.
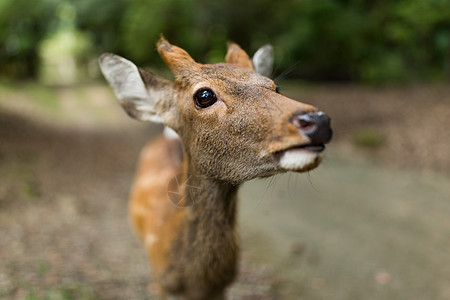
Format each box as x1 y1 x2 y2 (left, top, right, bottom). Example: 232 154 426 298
292 112 333 144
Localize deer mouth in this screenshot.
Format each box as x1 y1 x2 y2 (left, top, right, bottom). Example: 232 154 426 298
274 142 326 155
274 143 325 172
286 143 325 153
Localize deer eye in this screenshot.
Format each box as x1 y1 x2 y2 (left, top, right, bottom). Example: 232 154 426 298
193 88 217 108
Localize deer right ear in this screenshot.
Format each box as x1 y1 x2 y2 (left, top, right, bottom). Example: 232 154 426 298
252 45 274 78
99 53 177 125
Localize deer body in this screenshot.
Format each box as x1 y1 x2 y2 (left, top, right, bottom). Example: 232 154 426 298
99 38 332 299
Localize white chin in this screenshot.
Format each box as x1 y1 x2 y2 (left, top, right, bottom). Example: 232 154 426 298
279 149 320 171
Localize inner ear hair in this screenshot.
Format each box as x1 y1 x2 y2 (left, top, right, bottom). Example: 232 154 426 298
99 53 175 124
138 68 172 90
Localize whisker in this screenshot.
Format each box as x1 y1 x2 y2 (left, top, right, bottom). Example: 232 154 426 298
274 61 302 84
306 171 319 193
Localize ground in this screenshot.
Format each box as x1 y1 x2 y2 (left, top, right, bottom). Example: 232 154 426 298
0 82 449 299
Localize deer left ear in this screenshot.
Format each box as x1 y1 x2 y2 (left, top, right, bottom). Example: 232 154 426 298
98 53 179 128
225 43 254 71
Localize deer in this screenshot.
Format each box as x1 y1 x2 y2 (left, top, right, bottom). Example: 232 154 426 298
98 37 332 300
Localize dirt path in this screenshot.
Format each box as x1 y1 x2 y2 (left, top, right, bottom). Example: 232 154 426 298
240 155 450 299
0 111 279 299
0 83 449 299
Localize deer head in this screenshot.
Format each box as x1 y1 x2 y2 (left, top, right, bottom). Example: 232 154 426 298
99 38 332 184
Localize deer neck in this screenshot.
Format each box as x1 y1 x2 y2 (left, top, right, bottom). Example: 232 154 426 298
181 159 239 232
164 158 240 292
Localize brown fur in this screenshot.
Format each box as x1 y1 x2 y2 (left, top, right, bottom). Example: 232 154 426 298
100 37 331 299
225 43 254 71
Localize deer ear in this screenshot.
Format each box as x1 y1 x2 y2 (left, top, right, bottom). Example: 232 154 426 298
98 53 177 126
157 37 199 81
252 45 273 78
225 43 254 71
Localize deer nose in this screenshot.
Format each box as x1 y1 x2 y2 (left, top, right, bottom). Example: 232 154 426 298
292 112 333 144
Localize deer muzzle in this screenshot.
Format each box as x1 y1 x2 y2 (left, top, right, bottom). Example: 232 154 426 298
291 111 333 147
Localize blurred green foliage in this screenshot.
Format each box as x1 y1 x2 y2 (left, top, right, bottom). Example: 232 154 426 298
0 0 449 83
0 0 59 78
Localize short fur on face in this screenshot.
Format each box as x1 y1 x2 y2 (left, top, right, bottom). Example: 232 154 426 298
99 37 321 184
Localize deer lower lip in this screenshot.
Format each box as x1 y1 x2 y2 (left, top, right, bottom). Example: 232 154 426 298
274 143 324 171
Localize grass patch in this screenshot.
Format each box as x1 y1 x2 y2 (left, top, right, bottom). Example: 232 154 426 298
25 86 59 115
1 164 40 201
35 261 50 277
22 180 41 200
352 128 385 149
17 149 39 164
0 81 60 116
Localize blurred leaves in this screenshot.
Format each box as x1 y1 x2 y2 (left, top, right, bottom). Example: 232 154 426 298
0 0 59 78
0 0 449 83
